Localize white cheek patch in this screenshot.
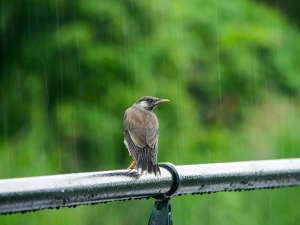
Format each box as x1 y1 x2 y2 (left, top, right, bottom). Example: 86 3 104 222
141 101 148 108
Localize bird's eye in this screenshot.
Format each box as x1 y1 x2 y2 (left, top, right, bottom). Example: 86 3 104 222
148 99 153 103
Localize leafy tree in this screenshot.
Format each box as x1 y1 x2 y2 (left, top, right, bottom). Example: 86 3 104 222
1 0 300 224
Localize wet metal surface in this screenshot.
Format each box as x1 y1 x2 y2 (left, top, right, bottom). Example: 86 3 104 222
1 158 300 215
175 158 300 195
0 169 173 215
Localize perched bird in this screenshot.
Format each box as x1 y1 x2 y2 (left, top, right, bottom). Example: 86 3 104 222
123 96 170 176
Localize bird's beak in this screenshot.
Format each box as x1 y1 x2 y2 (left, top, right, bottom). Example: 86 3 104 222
156 99 170 104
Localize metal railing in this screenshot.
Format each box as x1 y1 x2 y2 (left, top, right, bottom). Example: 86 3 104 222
1 158 300 223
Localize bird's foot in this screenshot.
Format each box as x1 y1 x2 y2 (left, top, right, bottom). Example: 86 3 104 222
127 161 135 170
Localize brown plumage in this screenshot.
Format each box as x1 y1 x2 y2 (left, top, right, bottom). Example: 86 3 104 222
123 96 170 176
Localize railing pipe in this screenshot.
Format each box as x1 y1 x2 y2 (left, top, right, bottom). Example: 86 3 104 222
1 158 300 215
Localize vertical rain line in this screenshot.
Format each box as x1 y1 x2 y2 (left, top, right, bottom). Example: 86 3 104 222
42 60 51 124
55 0 62 172
281 108 284 157
106 0 113 39
131 3 138 98
248 42 252 104
73 1 81 76
3 113 12 175
1 2 12 174
16 57 24 118
262 44 267 103
175 82 182 155
27 0 32 46
176 4 185 149
159 2 166 72
149 1 157 95
291 95 295 157
55 0 63 80
253 55 260 106
216 5 222 109
175 3 184 153
123 4 132 103
42 61 50 175
11 21 24 117
56 101 62 172
72 2 80 173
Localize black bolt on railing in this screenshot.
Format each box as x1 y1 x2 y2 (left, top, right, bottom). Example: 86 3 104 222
0 158 300 224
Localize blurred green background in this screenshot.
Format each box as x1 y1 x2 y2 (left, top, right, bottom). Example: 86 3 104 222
1 0 300 224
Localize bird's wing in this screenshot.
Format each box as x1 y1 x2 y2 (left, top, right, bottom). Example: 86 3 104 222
123 108 147 148
145 113 159 149
144 114 159 165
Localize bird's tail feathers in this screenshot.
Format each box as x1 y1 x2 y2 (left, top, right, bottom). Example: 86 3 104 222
136 149 161 176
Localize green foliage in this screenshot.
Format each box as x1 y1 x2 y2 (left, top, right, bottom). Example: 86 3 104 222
1 0 300 224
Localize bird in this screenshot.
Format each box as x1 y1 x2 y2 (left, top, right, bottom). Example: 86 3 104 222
123 96 170 176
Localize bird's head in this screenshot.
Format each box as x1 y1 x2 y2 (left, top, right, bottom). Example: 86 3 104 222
134 96 170 111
